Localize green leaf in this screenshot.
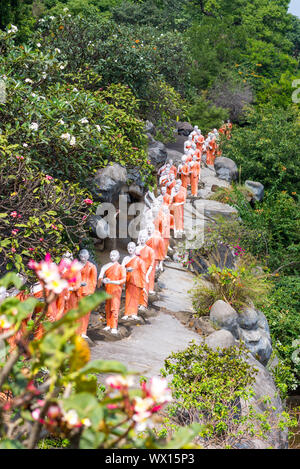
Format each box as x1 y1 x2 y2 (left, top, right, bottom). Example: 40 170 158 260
79 428 105 449
0 272 23 290
0 439 26 449
157 423 204 449
78 359 128 376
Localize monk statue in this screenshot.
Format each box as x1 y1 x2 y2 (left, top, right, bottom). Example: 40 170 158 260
184 135 196 153
146 222 165 294
160 185 172 206
189 154 201 198
77 249 97 339
157 205 174 258
171 183 186 237
122 242 146 321
98 250 126 335
136 230 155 312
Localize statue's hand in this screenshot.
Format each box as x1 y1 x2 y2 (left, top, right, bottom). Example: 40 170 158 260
81 282 87 287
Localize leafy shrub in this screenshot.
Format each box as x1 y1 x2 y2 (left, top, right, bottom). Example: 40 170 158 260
191 262 272 317
0 135 93 276
187 93 229 136
161 342 295 448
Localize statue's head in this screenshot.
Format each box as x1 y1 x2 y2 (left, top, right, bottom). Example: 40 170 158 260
79 249 89 265
152 206 159 219
182 155 187 163
193 154 197 161
147 222 155 236
161 186 167 195
169 172 175 181
110 250 120 263
127 242 136 256
168 159 173 166
162 205 169 214
138 230 148 245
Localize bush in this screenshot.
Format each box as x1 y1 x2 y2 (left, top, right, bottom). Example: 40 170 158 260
187 93 229 136
191 262 272 317
0 135 93 277
0 27 150 186
161 342 296 448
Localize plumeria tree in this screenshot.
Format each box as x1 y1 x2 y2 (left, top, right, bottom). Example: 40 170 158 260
0 259 202 449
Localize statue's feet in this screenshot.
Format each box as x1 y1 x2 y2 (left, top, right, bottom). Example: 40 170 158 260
121 315 129 320
103 326 111 331
138 306 147 313
130 315 141 321
111 329 118 335
149 291 155 295
81 334 89 339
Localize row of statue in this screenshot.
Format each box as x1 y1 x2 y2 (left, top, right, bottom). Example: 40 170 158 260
3 121 232 345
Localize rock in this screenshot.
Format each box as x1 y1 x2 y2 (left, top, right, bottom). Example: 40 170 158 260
88 215 110 239
145 120 156 135
256 310 271 336
128 183 144 201
91 163 127 203
166 148 183 165
148 141 168 167
176 121 193 137
239 329 272 366
210 300 239 338
205 330 236 351
245 180 264 202
238 307 258 331
214 157 238 183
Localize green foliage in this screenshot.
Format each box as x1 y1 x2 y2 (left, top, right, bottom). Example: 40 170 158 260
222 105 300 193
263 276 300 393
191 262 272 317
0 135 92 276
187 93 229 135
161 341 285 448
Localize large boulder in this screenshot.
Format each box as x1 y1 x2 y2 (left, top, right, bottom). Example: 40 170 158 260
238 307 259 331
214 157 238 183
239 328 272 367
245 180 264 202
176 121 193 137
91 163 127 203
210 300 239 338
205 330 236 351
166 148 183 166
148 141 168 167
88 215 110 239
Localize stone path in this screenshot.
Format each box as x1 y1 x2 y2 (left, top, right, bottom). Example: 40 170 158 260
91 143 233 381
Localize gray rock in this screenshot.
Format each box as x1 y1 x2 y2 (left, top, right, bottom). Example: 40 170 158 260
214 157 238 183
245 180 264 202
148 141 168 167
210 300 239 338
146 133 156 145
176 121 193 137
145 120 156 135
205 330 236 351
91 163 127 203
238 307 258 330
128 183 144 201
240 329 272 366
256 310 270 336
166 148 183 165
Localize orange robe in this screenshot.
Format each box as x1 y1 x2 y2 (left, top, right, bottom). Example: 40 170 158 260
206 139 217 166
158 211 174 257
195 135 204 161
101 263 126 330
190 161 201 197
146 231 166 291
181 164 190 189
33 287 61 341
166 180 176 195
137 245 155 308
124 256 146 317
163 193 173 206
77 261 97 336
172 191 186 232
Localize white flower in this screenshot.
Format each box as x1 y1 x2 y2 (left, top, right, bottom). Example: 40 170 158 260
37 43 42 48
60 132 71 141
0 315 13 330
23 143 28 147
58 119 65 125
106 375 134 389
79 117 89 124
49 16 55 20
42 73 47 79
25 78 33 84
45 276 68 295
31 93 37 98
73 87 78 92
81 418 91 427
59 65 65 70
147 377 172 404
39 19 45 23
134 397 154 414
7 25 18 34
95 125 101 132
55 48 61 54
38 261 60 283
63 409 80 427
69 136 76 146
29 122 39 131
